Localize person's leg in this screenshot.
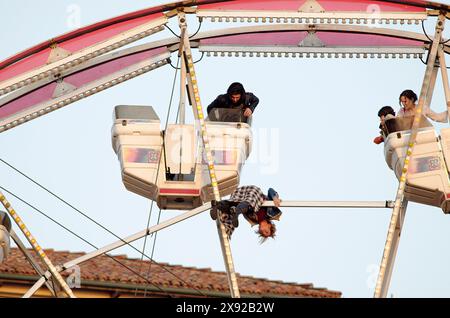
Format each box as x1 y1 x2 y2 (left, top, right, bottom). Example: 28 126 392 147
218 200 235 213
211 200 237 220
210 200 222 220
228 201 252 227
235 201 251 215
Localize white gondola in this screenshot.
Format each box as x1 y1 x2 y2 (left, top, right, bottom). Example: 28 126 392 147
0 212 11 264
112 105 252 210
384 116 450 213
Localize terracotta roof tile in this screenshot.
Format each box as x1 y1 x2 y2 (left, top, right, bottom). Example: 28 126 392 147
0 248 341 298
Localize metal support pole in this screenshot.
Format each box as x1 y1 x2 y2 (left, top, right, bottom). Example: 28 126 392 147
23 198 392 297
23 202 212 297
261 200 394 208
374 13 446 298
426 61 439 107
23 276 47 298
179 55 187 124
378 200 408 298
10 230 58 297
178 11 240 298
63 202 211 269
438 48 450 121
0 190 76 298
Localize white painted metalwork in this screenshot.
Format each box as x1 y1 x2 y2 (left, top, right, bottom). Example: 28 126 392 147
178 11 240 298
196 9 427 26
0 17 167 96
0 52 170 133
0 191 76 298
374 13 446 298
200 45 425 59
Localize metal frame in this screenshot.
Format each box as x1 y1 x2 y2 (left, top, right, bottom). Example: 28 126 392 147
0 191 75 297
425 57 440 107
1 23 440 106
374 12 446 298
0 46 172 108
22 200 393 297
10 230 58 297
1 23 444 133
378 200 408 298
0 18 167 97
438 49 450 121
196 9 427 25
262 201 395 208
0 1 448 299
23 202 212 298
201 46 425 58
178 11 241 298
178 52 187 125
0 52 171 133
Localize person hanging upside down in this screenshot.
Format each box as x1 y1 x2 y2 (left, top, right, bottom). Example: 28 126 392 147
210 186 282 243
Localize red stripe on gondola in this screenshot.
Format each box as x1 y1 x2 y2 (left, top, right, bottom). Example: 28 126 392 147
159 188 200 195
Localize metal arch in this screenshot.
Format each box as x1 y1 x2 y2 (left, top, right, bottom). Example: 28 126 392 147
374 13 447 298
4 23 447 100
0 0 209 71
0 0 447 71
0 18 168 97
139 23 450 55
196 1 428 25
0 1 450 298
192 0 450 12
179 0 450 12
1 23 448 133
384 0 450 11
0 48 172 108
0 51 171 133
1 0 448 97
0 0 442 70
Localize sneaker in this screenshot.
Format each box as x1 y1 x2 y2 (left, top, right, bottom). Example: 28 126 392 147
210 200 218 221
230 206 239 228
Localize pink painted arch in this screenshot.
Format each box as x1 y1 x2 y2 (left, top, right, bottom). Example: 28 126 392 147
0 47 169 121
199 30 426 47
0 0 448 81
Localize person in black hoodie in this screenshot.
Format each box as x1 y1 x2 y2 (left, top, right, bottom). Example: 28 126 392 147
207 82 259 119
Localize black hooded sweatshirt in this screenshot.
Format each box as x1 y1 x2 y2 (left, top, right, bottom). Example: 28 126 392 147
207 82 259 115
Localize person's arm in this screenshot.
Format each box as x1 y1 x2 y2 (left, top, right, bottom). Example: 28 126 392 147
246 93 259 113
424 104 448 123
267 188 281 207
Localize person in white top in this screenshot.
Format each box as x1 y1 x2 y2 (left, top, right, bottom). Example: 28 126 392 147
398 89 448 123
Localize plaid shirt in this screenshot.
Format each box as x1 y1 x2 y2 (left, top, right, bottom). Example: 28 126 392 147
219 213 235 239
229 185 265 212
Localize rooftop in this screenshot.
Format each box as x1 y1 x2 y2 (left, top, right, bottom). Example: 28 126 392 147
0 248 341 298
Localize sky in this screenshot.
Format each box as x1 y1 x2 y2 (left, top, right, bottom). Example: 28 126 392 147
1 0 450 298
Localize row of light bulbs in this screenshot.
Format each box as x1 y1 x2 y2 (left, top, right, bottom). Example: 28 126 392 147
0 59 168 133
0 25 166 97
203 16 423 25
204 50 424 59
